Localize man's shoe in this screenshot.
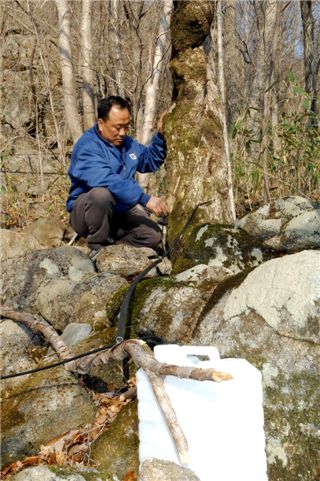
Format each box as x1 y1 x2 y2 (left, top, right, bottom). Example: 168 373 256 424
88 238 114 261
88 243 104 261
88 243 105 251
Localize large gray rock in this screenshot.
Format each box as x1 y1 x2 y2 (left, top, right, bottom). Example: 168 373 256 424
0 319 37 389
0 247 95 310
139 458 200 481
130 250 319 481
2 69 33 127
36 272 128 330
0 229 41 261
96 244 158 278
1 367 96 467
1 219 65 262
223 250 320 343
237 196 320 252
25 217 65 248
194 250 320 481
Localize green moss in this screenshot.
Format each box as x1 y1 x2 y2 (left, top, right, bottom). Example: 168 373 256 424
49 466 102 480
128 276 178 338
72 327 118 354
90 401 139 479
172 222 266 274
104 284 129 327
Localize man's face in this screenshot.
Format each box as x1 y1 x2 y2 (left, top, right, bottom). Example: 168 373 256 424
98 106 130 147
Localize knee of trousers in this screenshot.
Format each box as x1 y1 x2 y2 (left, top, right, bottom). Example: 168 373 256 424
86 187 115 208
145 228 162 248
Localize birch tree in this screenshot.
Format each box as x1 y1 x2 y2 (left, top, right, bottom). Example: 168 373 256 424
108 0 125 97
137 0 173 191
81 0 95 130
216 0 236 221
55 0 83 142
259 0 281 203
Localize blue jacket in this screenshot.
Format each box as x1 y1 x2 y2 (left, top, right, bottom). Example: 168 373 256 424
66 125 166 213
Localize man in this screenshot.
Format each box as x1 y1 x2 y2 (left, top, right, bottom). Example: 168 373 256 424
67 96 168 254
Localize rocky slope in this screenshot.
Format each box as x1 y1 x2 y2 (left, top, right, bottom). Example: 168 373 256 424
1 196 319 481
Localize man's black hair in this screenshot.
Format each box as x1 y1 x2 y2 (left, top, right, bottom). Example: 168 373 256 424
98 96 131 120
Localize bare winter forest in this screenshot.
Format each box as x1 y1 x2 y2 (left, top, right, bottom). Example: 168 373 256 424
1 0 319 227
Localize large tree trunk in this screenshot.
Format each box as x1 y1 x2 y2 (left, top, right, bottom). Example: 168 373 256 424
81 0 95 130
55 0 83 142
163 0 234 242
137 0 173 192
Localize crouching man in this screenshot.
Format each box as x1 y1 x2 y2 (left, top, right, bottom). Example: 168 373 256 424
66 96 168 254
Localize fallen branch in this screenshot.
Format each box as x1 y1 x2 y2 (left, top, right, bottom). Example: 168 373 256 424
147 369 189 465
0 305 71 361
74 339 232 383
1 307 232 466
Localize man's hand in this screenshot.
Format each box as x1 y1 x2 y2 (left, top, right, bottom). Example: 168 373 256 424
146 196 169 217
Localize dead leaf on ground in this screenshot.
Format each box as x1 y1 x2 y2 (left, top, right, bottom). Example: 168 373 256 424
122 469 137 481
1 383 135 479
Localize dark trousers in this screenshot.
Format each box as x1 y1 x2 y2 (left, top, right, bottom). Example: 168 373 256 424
70 187 161 249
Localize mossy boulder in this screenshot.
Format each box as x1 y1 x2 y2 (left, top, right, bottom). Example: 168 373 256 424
0 246 95 310
172 222 267 275
1 367 96 468
95 244 160 278
129 274 239 344
0 244 129 331
90 402 139 480
194 251 320 481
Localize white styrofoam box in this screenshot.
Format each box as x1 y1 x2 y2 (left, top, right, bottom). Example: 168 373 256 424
137 344 268 481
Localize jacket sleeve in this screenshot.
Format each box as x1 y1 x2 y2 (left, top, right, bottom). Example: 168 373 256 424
136 132 167 173
69 140 149 207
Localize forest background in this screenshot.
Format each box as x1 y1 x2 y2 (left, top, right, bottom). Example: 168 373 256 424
1 0 319 230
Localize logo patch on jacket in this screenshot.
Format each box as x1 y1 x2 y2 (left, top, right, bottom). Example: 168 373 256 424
129 153 137 160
